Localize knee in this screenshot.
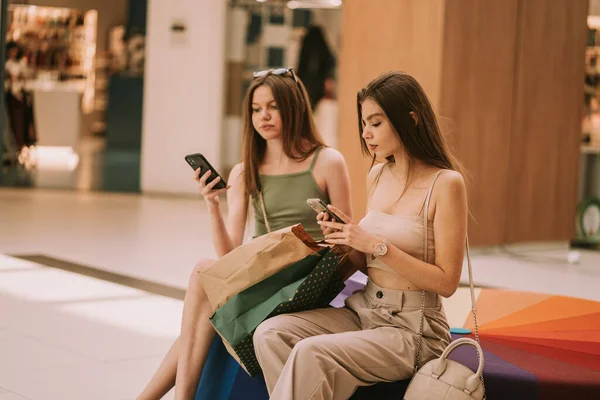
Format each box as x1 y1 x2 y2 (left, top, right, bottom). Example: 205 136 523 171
291 336 326 361
253 315 292 350
186 259 215 309
192 258 214 274
188 258 214 287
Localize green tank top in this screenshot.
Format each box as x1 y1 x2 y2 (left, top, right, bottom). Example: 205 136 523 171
252 147 330 240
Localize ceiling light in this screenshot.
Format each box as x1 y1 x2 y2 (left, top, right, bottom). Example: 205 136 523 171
287 0 342 9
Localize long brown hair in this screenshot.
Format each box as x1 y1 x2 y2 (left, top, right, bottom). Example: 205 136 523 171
357 71 465 195
242 71 324 197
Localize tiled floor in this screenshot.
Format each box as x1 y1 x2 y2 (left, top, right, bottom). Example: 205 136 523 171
1 187 599 399
0 255 178 400
1 188 598 299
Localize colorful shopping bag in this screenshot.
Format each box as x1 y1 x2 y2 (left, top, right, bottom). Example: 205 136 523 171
210 247 345 376
198 224 321 312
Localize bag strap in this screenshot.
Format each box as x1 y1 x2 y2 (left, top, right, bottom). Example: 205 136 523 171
413 172 483 373
413 171 442 372
259 191 271 233
412 171 486 397
466 235 486 397
255 168 271 234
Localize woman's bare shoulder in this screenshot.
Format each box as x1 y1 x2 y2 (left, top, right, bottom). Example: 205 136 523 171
316 146 345 164
434 170 466 194
431 169 467 213
367 162 386 185
312 147 347 175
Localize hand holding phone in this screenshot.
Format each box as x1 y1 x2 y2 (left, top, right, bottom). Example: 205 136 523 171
185 153 227 190
306 198 345 224
186 153 229 206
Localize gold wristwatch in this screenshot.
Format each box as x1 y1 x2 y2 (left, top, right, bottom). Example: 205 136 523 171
371 239 389 259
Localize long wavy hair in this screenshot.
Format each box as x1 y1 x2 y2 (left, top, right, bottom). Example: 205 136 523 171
241 71 324 197
357 71 465 197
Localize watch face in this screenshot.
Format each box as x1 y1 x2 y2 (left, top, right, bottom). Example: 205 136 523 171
376 243 387 255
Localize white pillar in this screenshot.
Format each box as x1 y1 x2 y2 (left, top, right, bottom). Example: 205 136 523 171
222 7 248 174
141 0 226 194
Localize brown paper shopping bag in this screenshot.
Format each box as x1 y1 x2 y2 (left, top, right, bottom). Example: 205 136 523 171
198 224 321 311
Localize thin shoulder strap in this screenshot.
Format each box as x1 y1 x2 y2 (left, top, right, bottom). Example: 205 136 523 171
259 191 271 233
414 171 437 371
421 170 444 263
256 173 271 233
414 177 485 398
418 170 445 217
308 146 324 171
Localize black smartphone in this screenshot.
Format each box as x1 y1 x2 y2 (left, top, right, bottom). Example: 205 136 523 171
306 198 345 224
185 153 227 190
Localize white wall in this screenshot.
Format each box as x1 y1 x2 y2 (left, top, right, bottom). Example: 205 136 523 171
222 8 247 175
141 0 226 194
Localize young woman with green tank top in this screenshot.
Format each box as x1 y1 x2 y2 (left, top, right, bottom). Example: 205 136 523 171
138 68 352 400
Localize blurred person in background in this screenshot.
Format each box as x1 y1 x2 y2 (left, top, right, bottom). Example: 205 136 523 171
4 41 37 165
297 25 335 110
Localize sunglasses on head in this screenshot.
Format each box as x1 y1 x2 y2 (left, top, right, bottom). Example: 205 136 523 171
253 68 298 84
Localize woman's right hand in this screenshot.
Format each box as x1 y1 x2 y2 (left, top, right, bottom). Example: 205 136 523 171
317 211 337 236
195 168 230 209
317 210 353 255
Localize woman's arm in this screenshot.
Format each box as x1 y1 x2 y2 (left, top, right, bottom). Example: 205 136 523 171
339 163 385 276
322 171 468 297
316 151 369 279
318 148 353 220
204 163 248 257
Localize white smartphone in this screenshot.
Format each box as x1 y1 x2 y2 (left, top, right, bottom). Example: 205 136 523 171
306 198 345 224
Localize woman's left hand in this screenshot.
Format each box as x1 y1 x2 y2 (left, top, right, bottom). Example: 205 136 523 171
319 205 380 254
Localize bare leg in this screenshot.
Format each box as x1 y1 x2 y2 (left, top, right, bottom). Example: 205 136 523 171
174 259 218 400
138 259 217 400
137 337 180 399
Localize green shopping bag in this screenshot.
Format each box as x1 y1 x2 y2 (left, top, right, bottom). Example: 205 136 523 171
210 247 345 376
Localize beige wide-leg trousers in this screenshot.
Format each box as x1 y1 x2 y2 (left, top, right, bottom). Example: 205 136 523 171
253 280 451 400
